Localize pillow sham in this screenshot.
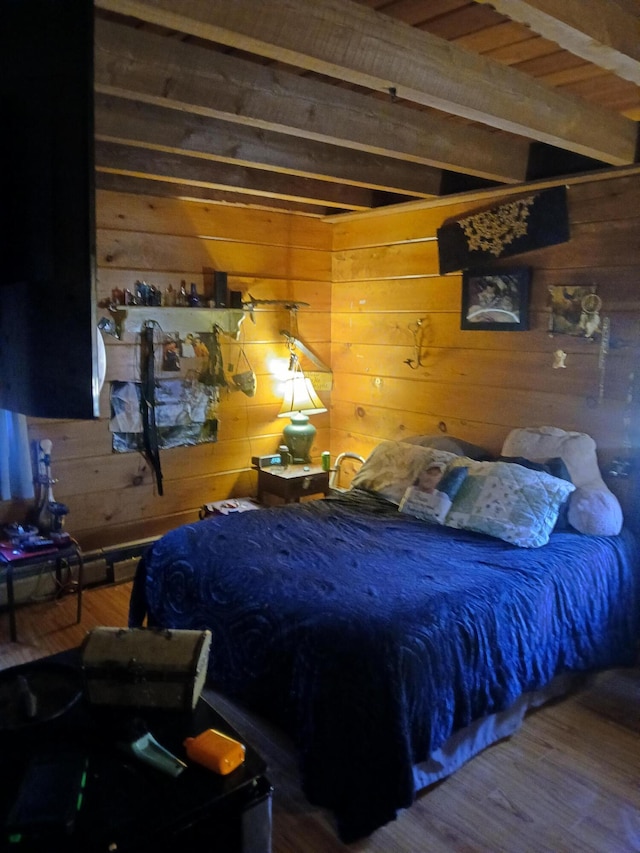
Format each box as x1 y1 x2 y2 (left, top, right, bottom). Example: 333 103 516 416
444 458 576 548
350 441 458 505
402 434 493 461
499 455 573 531
501 426 622 536
399 465 469 525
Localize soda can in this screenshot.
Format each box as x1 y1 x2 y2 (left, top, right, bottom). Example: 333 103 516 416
321 451 331 472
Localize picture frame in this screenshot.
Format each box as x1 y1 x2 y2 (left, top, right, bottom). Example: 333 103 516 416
461 267 531 331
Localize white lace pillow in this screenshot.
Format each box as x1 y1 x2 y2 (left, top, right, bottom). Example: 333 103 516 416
501 426 623 536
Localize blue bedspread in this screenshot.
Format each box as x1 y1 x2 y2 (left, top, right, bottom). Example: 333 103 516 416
130 492 640 840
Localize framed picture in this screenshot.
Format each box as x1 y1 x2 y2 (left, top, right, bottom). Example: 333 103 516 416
461 267 531 331
547 285 602 340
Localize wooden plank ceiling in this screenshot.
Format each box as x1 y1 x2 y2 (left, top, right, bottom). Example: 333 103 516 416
93 0 640 216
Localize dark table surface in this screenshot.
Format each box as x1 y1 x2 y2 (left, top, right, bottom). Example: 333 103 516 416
0 650 269 853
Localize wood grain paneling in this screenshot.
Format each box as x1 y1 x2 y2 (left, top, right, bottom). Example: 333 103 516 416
1 191 331 549
3 172 639 551
95 190 333 249
330 173 640 522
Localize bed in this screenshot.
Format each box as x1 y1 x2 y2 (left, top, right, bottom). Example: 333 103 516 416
129 427 640 841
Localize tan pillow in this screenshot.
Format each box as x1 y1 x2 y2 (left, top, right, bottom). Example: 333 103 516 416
350 441 458 505
501 426 622 536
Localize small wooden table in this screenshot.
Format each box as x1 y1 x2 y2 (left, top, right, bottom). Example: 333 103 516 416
256 464 330 505
0 541 84 642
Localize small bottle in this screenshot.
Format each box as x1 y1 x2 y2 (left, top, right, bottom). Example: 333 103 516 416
279 445 290 468
188 283 200 307
177 281 188 306
165 284 176 307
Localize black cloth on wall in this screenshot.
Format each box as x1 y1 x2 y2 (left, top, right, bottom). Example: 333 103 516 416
437 185 569 274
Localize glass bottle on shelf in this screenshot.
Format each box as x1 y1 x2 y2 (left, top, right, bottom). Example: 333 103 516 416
165 284 176 306
188 283 200 307
177 281 188 306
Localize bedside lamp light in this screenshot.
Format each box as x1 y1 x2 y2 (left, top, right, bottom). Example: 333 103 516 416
278 355 326 463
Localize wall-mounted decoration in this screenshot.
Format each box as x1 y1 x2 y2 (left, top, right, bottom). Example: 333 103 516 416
280 329 333 391
548 285 602 340
229 327 257 397
552 349 568 369
461 268 530 331
404 318 428 369
109 379 219 453
438 185 569 274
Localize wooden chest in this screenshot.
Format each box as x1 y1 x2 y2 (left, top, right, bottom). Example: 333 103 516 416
81 627 212 711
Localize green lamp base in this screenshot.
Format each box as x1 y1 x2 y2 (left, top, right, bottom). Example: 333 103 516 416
282 412 316 463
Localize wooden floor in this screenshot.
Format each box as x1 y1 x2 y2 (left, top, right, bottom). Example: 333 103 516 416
1 584 639 853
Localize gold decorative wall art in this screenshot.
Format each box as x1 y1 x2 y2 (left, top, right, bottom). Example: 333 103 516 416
437 186 569 274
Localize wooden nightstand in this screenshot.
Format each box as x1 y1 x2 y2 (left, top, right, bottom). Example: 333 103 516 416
256 465 330 505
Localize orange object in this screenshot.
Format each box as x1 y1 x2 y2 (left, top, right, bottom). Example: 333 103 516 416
184 728 246 775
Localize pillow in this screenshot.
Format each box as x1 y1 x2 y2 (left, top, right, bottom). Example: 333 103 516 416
402 434 493 461
444 459 576 548
399 465 469 525
499 455 573 531
501 426 623 536
350 441 458 505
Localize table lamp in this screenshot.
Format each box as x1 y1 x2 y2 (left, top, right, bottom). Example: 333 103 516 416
278 356 326 463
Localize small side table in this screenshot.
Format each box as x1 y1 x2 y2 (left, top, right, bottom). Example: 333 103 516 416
0 541 84 642
256 464 329 505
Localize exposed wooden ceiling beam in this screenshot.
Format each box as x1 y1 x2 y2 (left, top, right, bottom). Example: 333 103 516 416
474 0 640 85
95 0 638 165
94 94 442 197
94 18 529 183
94 141 383 210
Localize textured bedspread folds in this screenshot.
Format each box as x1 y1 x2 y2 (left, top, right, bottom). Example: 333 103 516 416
130 492 640 841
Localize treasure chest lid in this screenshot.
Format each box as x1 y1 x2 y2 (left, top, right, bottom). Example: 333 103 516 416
81 627 212 682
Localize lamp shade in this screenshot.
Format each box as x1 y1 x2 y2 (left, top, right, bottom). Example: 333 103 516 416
278 374 327 419
278 362 326 463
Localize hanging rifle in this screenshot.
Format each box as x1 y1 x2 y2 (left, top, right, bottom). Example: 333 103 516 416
140 322 163 496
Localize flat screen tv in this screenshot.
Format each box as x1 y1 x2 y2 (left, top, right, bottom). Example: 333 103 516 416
0 0 99 419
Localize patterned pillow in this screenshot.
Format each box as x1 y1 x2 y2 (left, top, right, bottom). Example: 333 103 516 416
350 441 458 505
444 459 576 548
499 455 573 531
399 465 469 524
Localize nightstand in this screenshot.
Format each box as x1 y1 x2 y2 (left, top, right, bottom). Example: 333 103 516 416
256 465 330 505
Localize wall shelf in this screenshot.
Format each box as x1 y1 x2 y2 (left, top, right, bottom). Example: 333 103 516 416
113 306 246 340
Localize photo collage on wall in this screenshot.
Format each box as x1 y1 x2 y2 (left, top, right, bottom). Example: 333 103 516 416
109 328 225 452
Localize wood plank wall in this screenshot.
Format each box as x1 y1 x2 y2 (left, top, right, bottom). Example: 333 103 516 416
2 172 639 550
6 191 332 550
329 173 640 520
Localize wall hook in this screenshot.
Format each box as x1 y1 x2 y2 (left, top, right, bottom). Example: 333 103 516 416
405 318 427 370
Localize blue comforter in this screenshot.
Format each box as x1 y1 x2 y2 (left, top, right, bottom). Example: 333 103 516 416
130 492 640 840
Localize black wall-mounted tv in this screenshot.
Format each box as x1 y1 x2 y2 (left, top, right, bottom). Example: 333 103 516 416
0 0 99 419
